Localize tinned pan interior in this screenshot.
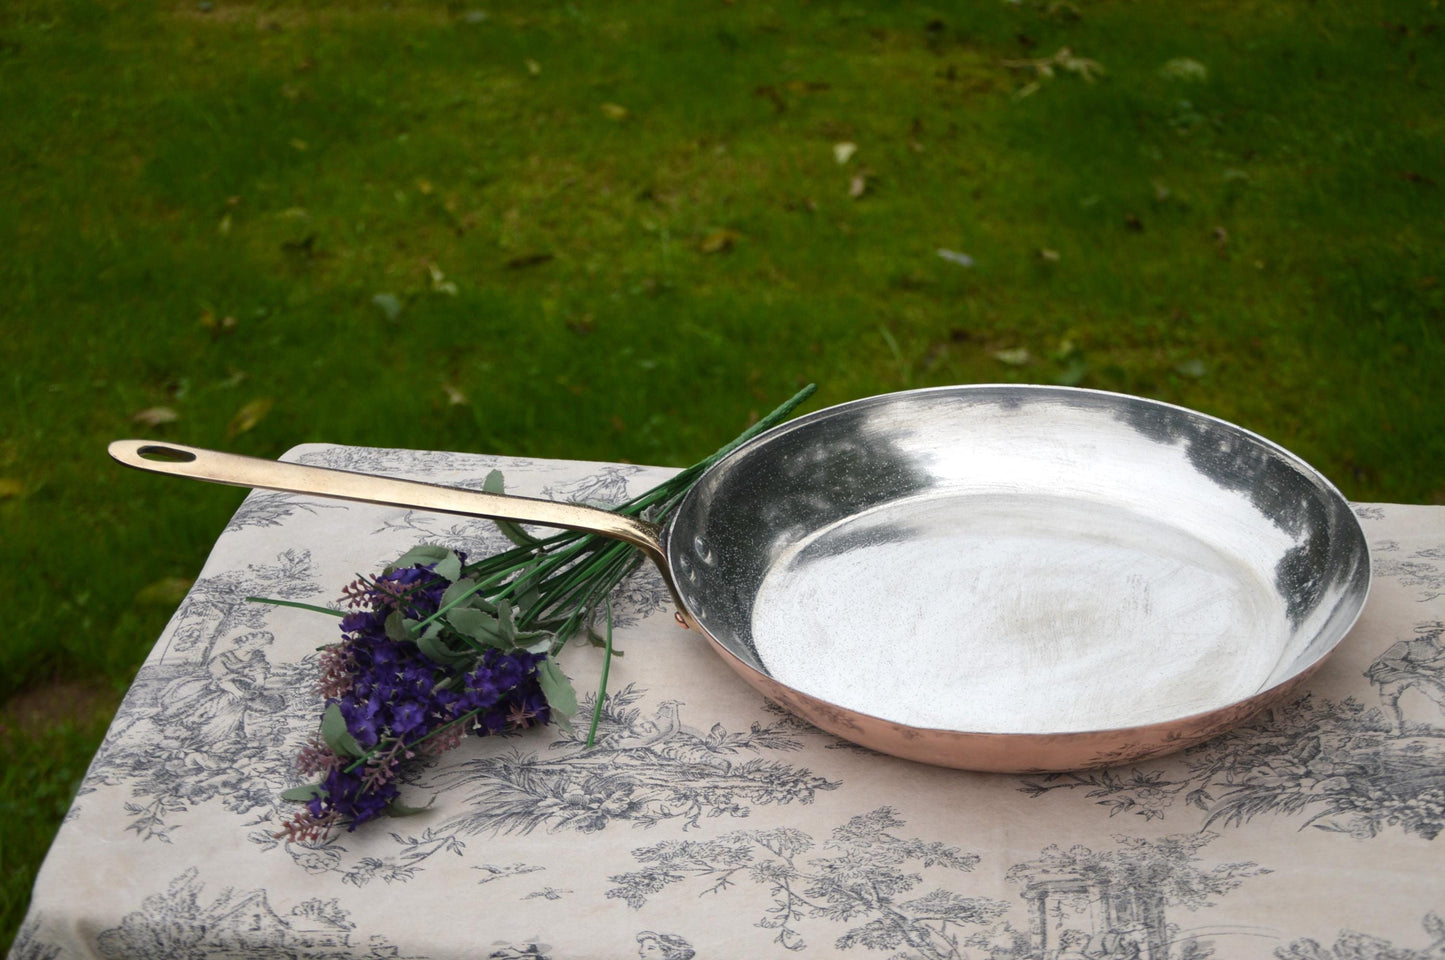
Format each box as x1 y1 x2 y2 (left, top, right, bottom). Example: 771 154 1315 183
663 386 1370 740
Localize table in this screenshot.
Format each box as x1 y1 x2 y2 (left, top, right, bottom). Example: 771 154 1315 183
12 445 1445 960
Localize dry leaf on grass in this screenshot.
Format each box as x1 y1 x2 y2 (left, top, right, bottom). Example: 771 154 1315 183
136 577 194 605
132 406 180 427
372 293 402 320
1002 47 1105 97
1159 57 1208 82
993 348 1032 366
700 228 740 254
199 311 237 337
505 252 555 269
227 398 273 437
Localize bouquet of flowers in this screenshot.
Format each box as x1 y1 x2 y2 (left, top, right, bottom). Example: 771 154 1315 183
269 385 815 840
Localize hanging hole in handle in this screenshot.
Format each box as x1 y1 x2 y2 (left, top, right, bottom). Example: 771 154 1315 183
137 445 197 464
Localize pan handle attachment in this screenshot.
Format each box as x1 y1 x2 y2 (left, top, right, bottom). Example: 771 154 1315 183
107 440 670 577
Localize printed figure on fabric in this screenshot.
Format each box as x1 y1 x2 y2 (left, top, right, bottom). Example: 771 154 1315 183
1366 621 1445 734
91 868 410 960
636 931 696 960
82 551 325 841
156 629 286 743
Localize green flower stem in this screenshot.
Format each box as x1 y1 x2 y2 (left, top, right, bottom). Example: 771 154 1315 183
436 385 818 651
281 386 820 832
532 543 635 626
245 597 347 618
534 540 630 605
585 600 614 749
548 563 635 654
457 533 570 582
577 553 635 629
412 552 550 631
645 383 817 491
513 553 605 619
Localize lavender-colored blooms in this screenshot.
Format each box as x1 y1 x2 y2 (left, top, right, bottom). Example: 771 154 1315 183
279 556 553 840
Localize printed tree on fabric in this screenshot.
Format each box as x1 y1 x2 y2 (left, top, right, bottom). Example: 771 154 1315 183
1019 621 1445 841
607 812 1274 960
607 806 1008 956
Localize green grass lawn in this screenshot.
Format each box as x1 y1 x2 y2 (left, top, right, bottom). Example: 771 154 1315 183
2 0 1442 950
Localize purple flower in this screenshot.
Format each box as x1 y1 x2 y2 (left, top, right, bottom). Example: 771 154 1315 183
388 699 427 736
308 765 397 829
454 649 546 716
339 695 383 749
290 553 555 838
340 610 381 635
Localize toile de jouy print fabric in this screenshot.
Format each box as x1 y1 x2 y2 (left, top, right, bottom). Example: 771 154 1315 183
11 445 1445 960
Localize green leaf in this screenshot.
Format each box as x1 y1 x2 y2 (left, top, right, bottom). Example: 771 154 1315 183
433 551 463 583
320 702 347 745
390 544 451 567
385 609 413 643
416 622 474 666
384 799 433 818
484 470 542 547
320 703 366 758
497 599 517 644
514 576 541 614
506 561 545 615
441 578 495 614
536 657 577 729
446 607 504 646
386 544 462 581
281 783 324 802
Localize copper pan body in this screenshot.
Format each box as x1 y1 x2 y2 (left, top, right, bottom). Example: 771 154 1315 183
111 386 1371 772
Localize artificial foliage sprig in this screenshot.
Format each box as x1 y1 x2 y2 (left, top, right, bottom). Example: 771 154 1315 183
267 385 816 839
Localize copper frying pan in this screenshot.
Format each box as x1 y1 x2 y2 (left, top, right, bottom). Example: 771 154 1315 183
110 386 1371 772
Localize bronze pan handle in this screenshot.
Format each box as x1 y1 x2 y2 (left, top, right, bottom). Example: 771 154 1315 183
107 440 671 580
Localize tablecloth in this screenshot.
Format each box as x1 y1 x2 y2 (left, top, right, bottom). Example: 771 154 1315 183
11 445 1445 960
